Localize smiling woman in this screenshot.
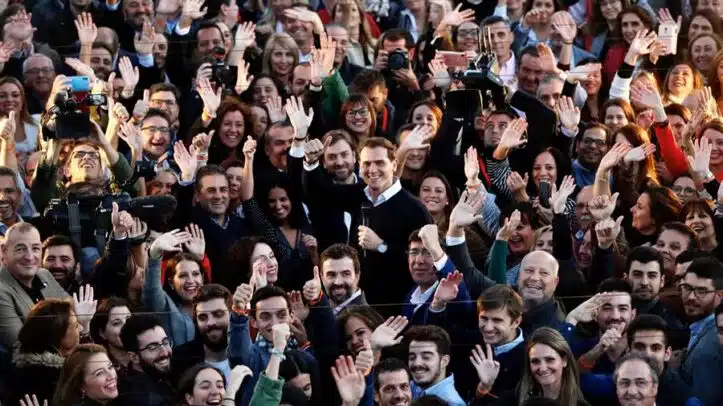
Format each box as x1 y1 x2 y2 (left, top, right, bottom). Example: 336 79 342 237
177 363 227 406
52 344 119 406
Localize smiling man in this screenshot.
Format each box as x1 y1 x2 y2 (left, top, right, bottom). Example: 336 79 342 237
573 123 611 187
374 358 413 406
320 243 366 314
614 354 660 406
0 223 69 349
404 325 464 405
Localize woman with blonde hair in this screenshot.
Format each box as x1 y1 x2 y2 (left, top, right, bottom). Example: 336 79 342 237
331 0 376 67
472 327 588 406
262 33 299 87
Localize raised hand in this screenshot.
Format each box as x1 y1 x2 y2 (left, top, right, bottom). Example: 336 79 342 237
196 62 213 84
428 59 451 90
505 171 529 200
557 96 580 131
289 316 308 345
272 322 290 351
301 233 318 252
0 42 14 64
242 136 257 162
598 324 624 351
64 57 95 80
658 8 681 55
523 8 546 27
73 285 97 326
233 283 254 310
19 394 47 406
251 258 269 289
0 111 16 143
134 21 155 56
449 190 484 228
119 57 139 97
127 217 148 240
370 316 408 350
354 340 374 372
598 143 632 171
183 223 205 260
399 125 435 153
119 121 142 157
464 146 481 185
688 135 713 182
197 78 222 118
289 291 309 321
233 21 256 50
550 175 576 215
74 12 97 46
235 61 254 95
624 143 656 163
627 29 657 59
302 266 322 302
630 83 663 111
132 89 150 123
565 292 612 325
266 95 286 123
173 141 198 182
332 355 367 405
304 137 329 164
496 209 521 241
595 215 624 249
588 192 618 221
439 4 475 30
551 11 576 43
497 118 528 151
149 229 192 258
182 0 208 20
285 95 314 140
567 62 602 84
283 7 320 23
111 202 134 237
536 43 559 74
470 344 500 391
432 271 463 308
358 225 384 251
192 130 215 155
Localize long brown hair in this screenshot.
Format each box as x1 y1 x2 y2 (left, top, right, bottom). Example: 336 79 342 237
613 124 660 189
18 299 74 354
52 344 109 406
340 94 377 148
662 62 704 104
518 327 588 406
0 76 32 124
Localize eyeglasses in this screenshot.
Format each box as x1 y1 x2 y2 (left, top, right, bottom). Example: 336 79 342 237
73 151 100 160
672 186 697 196
25 67 54 76
138 337 172 353
458 29 480 38
406 249 433 258
581 138 606 148
616 379 653 390
680 283 716 298
346 108 369 118
142 126 171 135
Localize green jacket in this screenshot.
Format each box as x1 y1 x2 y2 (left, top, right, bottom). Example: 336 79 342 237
321 70 349 124
249 373 284 406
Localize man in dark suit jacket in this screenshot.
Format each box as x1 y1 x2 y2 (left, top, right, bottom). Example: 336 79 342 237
679 257 723 406
0 223 69 350
319 243 369 316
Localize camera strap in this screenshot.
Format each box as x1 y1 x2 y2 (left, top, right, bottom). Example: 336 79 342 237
67 197 83 250
94 225 107 256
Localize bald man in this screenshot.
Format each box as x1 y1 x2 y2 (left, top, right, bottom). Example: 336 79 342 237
515 250 567 336
0 223 68 349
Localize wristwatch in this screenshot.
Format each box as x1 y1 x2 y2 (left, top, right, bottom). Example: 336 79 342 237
377 243 388 254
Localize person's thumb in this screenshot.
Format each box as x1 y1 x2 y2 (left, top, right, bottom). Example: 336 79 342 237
313 265 320 282
362 339 372 351
687 156 695 169
615 215 624 228
111 202 119 217
610 192 620 207
323 136 332 149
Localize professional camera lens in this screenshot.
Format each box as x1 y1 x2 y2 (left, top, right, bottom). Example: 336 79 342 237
387 49 408 70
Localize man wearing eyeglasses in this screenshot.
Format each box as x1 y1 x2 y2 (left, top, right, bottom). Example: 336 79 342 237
22 54 56 115
140 109 173 163
679 256 723 406
572 122 611 187
614 354 659 406
118 314 175 406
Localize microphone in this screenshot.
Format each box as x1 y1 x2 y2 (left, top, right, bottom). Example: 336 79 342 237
360 202 372 258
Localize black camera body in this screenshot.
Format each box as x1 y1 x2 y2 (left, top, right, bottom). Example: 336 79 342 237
387 49 409 70
48 91 107 140
211 46 234 87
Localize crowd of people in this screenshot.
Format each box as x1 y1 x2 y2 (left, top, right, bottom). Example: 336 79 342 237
0 0 722 404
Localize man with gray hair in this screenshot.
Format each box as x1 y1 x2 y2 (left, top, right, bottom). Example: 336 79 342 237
614 354 660 406
22 54 55 114
515 250 567 335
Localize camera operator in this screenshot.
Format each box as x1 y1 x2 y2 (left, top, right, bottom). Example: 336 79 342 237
373 29 422 133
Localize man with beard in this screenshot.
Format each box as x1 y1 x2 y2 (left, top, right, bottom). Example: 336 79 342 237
320 243 367 314
351 71 395 140
118 314 174 406
89 43 114 81
580 315 700 406
374 358 413 406
404 325 464 405
572 123 611 187
171 284 245 384
41 235 81 294
302 131 361 249
679 256 723 406
429 285 525 400
0 167 36 235
624 247 686 349
22 54 55 114
614 354 660 406
565 278 637 374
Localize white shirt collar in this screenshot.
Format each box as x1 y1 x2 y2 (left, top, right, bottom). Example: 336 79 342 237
364 178 402 207
333 289 363 315
498 52 516 85
410 281 439 313
493 328 524 356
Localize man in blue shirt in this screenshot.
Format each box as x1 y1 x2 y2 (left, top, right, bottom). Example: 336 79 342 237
404 325 465 406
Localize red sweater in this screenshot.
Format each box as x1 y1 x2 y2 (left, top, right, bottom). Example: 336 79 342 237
653 121 689 179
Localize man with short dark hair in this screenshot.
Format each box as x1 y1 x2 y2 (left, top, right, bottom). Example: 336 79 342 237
320 243 366 314
679 257 723 406
573 123 611 187
374 357 413 406
41 234 81 293
0 223 69 349
624 246 686 348
352 70 395 140
405 325 463 405
140 109 174 162
372 29 419 131
118 314 174 406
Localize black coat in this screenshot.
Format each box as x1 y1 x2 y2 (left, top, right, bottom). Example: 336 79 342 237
5 351 65 406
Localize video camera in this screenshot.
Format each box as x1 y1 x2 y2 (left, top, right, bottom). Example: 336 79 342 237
44 192 177 251
45 76 107 140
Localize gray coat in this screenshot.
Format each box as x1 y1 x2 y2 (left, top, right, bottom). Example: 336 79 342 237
0 267 69 350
